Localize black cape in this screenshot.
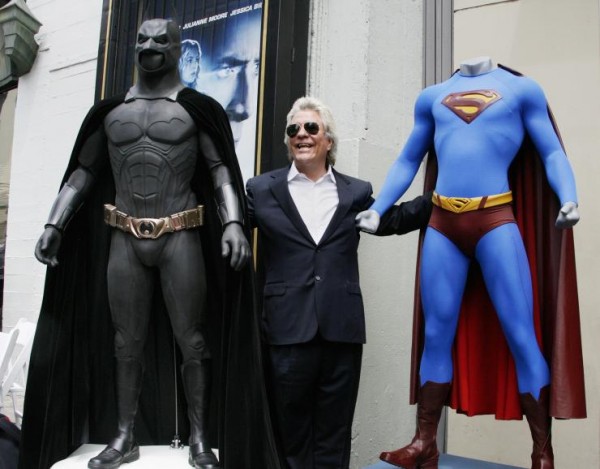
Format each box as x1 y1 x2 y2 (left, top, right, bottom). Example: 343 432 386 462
19 88 281 469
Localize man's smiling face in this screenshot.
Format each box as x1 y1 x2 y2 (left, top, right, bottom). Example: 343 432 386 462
288 110 332 172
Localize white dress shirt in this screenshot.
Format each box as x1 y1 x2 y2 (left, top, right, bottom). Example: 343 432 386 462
288 164 339 244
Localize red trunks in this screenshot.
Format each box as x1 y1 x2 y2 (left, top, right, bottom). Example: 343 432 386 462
428 204 516 258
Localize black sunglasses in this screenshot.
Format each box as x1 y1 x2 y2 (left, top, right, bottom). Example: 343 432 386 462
286 122 320 138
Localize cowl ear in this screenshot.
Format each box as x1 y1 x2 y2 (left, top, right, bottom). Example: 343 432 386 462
141 0 179 23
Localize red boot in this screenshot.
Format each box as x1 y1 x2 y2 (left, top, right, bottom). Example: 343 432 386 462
379 381 451 469
520 386 554 469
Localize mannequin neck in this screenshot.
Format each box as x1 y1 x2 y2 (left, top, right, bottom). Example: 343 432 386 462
128 69 184 100
459 56 496 76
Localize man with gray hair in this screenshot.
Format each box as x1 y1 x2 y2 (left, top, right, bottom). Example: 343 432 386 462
246 96 432 468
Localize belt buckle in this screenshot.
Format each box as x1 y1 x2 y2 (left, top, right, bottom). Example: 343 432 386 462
451 197 473 213
130 217 167 239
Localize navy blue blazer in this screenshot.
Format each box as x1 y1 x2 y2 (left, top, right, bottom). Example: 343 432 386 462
246 166 431 346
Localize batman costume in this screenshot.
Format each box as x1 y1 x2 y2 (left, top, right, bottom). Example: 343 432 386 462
20 19 280 469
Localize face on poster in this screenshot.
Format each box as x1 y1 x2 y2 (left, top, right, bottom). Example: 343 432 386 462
179 3 263 184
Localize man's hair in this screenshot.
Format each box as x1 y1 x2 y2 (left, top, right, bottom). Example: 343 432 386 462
284 96 338 166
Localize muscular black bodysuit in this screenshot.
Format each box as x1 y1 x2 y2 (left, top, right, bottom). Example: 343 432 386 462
103 96 215 363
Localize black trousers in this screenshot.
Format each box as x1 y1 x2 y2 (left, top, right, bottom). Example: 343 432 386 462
268 336 363 469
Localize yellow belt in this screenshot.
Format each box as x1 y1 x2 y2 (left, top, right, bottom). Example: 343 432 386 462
103 204 204 239
432 191 512 214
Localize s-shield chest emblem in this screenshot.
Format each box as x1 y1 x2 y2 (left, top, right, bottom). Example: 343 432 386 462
442 90 502 123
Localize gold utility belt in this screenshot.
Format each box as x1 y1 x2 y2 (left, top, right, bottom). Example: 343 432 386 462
432 191 512 214
103 204 204 239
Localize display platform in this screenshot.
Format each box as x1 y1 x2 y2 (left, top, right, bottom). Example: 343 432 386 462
364 453 525 469
51 444 218 468
53 446 524 469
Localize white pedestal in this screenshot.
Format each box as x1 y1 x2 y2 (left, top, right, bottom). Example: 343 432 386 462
51 444 218 468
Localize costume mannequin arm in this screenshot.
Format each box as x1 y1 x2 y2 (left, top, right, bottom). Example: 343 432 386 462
199 130 250 270
34 167 96 266
369 90 435 217
521 79 579 227
34 127 107 266
356 90 435 232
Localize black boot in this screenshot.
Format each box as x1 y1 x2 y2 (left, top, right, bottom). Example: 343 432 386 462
88 358 143 469
182 359 220 469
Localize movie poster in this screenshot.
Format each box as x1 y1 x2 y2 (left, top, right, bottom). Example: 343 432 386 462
98 0 312 179
177 2 264 184
98 0 266 184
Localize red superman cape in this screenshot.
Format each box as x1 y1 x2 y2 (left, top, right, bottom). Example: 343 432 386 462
409 66 586 420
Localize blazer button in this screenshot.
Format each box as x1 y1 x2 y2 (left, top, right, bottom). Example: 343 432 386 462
315 275 321 281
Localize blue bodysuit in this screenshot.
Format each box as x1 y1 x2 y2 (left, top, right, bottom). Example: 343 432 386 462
371 66 578 398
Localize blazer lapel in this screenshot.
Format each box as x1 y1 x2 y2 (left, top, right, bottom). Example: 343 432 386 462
319 170 353 245
269 169 315 244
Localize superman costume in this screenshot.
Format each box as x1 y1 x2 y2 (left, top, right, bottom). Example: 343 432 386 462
369 61 585 469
